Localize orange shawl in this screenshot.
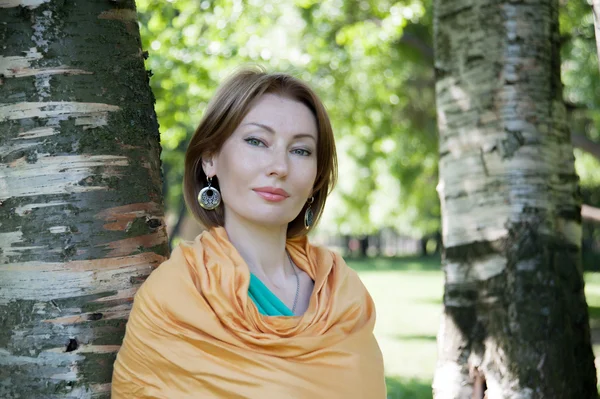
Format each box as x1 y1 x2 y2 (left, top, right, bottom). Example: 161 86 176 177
112 227 386 398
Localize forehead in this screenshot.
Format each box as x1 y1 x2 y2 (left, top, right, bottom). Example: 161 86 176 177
241 93 318 135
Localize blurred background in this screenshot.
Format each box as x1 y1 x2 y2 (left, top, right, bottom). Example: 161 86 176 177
136 0 600 396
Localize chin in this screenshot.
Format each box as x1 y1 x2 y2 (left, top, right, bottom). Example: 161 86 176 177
250 216 297 228
242 210 298 228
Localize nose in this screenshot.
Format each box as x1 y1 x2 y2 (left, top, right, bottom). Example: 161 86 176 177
266 146 289 178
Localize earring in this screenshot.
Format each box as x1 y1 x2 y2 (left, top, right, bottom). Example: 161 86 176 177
304 196 315 230
198 176 221 210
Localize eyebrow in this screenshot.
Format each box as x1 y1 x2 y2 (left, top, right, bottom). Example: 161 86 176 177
242 122 317 141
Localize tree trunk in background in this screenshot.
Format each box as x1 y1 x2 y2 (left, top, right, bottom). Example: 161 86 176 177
420 237 429 256
433 1 598 398
359 236 369 257
592 0 600 75
0 1 168 397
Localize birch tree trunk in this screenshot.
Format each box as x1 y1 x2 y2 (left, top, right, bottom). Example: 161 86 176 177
433 0 598 397
592 0 600 74
0 1 168 397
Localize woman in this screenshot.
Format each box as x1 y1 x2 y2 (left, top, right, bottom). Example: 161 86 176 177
111 68 386 398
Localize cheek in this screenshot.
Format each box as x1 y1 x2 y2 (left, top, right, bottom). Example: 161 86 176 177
215 145 255 191
297 161 318 194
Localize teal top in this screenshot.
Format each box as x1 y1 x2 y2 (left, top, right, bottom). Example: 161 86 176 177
248 273 295 317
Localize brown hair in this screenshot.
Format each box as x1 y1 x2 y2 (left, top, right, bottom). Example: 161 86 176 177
183 67 338 237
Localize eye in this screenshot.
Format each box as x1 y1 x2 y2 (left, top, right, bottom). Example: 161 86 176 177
291 148 312 156
245 137 266 147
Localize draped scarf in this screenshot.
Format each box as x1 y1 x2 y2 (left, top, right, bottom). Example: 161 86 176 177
111 227 386 398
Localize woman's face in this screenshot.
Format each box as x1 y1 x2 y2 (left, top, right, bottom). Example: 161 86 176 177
203 93 318 230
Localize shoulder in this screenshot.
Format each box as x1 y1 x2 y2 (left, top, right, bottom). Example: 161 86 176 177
308 242 365 285
308 244 377 325
134 239 199 308
307 241 348 268
142 240 191 284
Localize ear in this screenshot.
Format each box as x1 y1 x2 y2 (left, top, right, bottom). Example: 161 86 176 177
201 153 217 179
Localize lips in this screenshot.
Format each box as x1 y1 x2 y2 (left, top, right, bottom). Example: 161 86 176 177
253 187 290 202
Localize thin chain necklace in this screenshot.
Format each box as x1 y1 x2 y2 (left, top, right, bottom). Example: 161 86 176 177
286 251 300 314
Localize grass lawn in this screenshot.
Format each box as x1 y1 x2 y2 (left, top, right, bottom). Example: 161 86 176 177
348 256 600 399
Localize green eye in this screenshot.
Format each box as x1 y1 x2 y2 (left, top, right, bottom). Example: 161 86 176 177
292 148 311 156
245 138 264 146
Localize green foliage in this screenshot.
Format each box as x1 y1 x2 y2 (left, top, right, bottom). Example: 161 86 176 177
561 0 600 125
386 376 432 399
136 0 440 237
345 254 441 271
561 0 600 190
576 149 600 188
136 0 600 238
294 0 439 236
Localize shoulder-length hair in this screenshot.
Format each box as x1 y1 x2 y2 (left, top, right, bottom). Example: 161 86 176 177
183 67 338 237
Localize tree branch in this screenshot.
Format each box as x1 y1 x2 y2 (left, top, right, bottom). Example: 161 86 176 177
582 205 600 224
398 31 434 62
568 133 600 224
571 132 600 162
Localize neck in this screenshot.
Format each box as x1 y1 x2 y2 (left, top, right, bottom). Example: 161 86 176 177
224 213 290 280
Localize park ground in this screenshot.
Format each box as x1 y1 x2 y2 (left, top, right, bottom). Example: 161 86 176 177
349 257 600 399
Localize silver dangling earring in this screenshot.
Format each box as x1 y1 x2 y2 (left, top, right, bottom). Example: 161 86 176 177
198 176 221 210
304 196 315 230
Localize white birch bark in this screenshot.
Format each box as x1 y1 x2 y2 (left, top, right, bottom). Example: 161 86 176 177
0 1 167 397
433 0 597 398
